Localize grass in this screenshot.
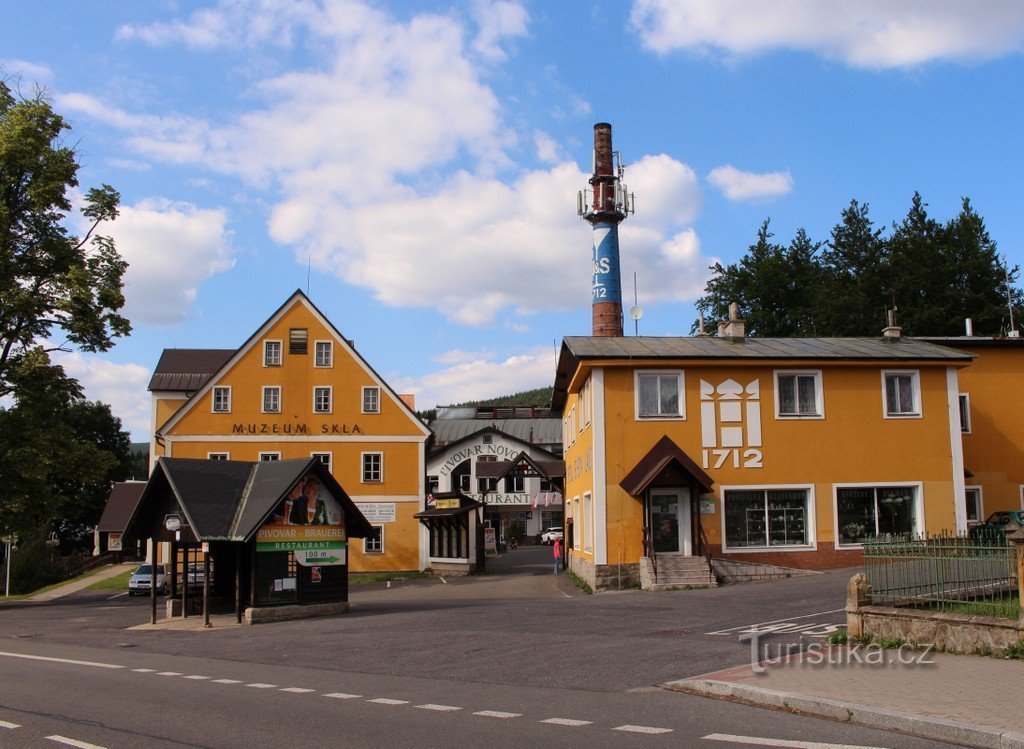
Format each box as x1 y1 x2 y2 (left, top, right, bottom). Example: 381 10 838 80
921 596 1020 620
566 569 593 595
349 570 434 584
88 569 135 590
0 564 121 601
825 630 849 645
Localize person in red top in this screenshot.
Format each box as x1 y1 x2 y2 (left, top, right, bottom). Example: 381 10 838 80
552 537 562 575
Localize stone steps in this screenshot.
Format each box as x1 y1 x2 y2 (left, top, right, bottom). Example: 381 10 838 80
639 555 718 590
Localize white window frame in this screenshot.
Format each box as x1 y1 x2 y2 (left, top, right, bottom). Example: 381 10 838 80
361 452 383 483
773 369 824 419
258 451 281 461
720 484 817 553
313 386 333 414
634 370 685 420
363 525 385 554
505 475 525 493
314 340 333 368
583 492 593 552
207 452 230 460
482 433 493 445
263 339 282 367
311 451 332 472
833 482 925 549
262 385 281 414
362 386 380 414
881 370 922 419
573 496 581 550
964 485 983 525
211 386 232 413
958 393 971 434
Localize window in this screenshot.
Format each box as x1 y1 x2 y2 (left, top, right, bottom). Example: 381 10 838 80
573 497 580 550
540 478 552 492
478 477 498 493
289 328 308 354
208 452 229 460
362 386 380 414
636 371 684 419
583 377 592 427
482 434 493 445
362 452 382 483
212 386 231 413
311 451 332 472
259 452 281 461
314 387 332 414
583 492 593 552
262 386 281 413
505 475 525 493
775 371 823 418
457 473 471 492
263 340 282 367
836 485 919 546
314 341 333 367
965 487 983 524
426 475 439 494
364 526 384 554
723 488 812 550
882 371 920 417
958 394 971 433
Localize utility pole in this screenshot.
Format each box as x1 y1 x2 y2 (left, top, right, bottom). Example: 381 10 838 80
2 535 17 597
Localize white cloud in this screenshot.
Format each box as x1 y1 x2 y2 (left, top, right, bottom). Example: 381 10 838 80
707 165 793 201
534 130 562 164
106 199 236 327
471 0 530 62
1 59 53 83
51 351 152 440
398 347 556 409
631 0 1024 68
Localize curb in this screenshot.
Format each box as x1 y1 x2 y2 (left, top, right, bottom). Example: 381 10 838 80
665 678 1024 749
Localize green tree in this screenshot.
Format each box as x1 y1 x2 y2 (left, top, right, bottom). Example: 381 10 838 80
0 80 130 398
818 200 889 335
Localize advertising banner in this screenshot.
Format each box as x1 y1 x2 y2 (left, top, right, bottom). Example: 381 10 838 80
108 532 122 552
592 221 622 304
256 475 346 553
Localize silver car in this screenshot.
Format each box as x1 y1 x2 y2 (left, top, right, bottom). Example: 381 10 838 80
127 564 168 596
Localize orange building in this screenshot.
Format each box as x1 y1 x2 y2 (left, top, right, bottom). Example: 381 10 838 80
553 315 974 591
148 290 430 572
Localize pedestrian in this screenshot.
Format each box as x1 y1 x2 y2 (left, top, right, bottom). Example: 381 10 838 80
552 537 561 575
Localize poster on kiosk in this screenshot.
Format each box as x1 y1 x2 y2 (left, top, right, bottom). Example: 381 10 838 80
255 475 347 565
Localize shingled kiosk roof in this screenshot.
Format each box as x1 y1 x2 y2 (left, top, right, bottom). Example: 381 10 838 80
124 457 373 542
97 481 147 533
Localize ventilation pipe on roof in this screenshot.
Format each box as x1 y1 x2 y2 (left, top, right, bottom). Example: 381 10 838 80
965 318 974 337
882 309 902 342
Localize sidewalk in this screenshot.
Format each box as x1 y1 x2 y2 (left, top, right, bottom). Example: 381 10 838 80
23 562 137 602
667 646 1024 748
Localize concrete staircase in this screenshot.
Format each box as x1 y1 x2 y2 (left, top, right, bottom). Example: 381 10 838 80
639 554 718 591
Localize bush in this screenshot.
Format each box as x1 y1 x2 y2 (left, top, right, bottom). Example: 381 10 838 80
7 535 66 594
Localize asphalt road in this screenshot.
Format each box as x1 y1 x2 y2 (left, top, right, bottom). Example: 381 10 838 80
0 547 957 748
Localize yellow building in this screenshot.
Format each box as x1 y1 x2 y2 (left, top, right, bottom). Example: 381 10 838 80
553 317 974 591
148 290 430 572
924 336 1024 521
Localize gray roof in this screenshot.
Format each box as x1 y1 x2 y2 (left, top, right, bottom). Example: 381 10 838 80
97 482 147 532
148 349 235 392
429 419 562 449
553 335 974 409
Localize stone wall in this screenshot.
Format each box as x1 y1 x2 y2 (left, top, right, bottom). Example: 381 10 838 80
566 554 640 591
244 601 349 624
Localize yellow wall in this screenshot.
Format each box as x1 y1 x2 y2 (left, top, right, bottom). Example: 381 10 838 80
563 384 595 562
565 359 962 568
957 345 1024 515
155 296 427 572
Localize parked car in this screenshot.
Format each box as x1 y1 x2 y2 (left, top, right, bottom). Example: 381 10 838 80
127 564 168 596
541 527 563 545
970 511 1024 537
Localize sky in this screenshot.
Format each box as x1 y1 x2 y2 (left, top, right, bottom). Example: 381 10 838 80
3 1 1024 441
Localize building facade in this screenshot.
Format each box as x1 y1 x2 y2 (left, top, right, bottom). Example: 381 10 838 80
148 290 430 572
554 323 973 590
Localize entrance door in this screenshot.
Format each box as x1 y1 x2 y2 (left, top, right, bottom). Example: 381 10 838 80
649 489 691 555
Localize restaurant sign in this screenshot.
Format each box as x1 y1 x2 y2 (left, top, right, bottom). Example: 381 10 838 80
256 474 346 555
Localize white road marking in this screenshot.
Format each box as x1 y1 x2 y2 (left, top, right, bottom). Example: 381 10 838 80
706 609 844 635
474 710 521 719
439 577 447 584
541 718 592 726
245 683 277 689
386 581 391 589
367 698 409 705
615 724 673 734
280 687 315 693
416 704 462 712
183 675 210 680
703 734 890 749
106 592 128 600
324 693 362 700
0 721 20 729
0 652 122 670
156 671 182 677
132 668 156 673
212 679 242 684
46 736 107 749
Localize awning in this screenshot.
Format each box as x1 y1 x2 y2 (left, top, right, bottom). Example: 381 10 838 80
619 436 714 497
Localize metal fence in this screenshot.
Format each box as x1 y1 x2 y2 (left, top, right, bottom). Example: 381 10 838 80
863 533 1019 620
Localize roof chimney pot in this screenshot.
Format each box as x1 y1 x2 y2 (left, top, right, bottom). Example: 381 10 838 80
720 302 746 341
882 308 902 342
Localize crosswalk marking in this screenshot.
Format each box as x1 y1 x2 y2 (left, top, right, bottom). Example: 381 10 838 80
541 718 592 726
473 710 521 719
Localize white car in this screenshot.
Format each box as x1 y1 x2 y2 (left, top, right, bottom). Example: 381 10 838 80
541 527 563 545
127 564 168 596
